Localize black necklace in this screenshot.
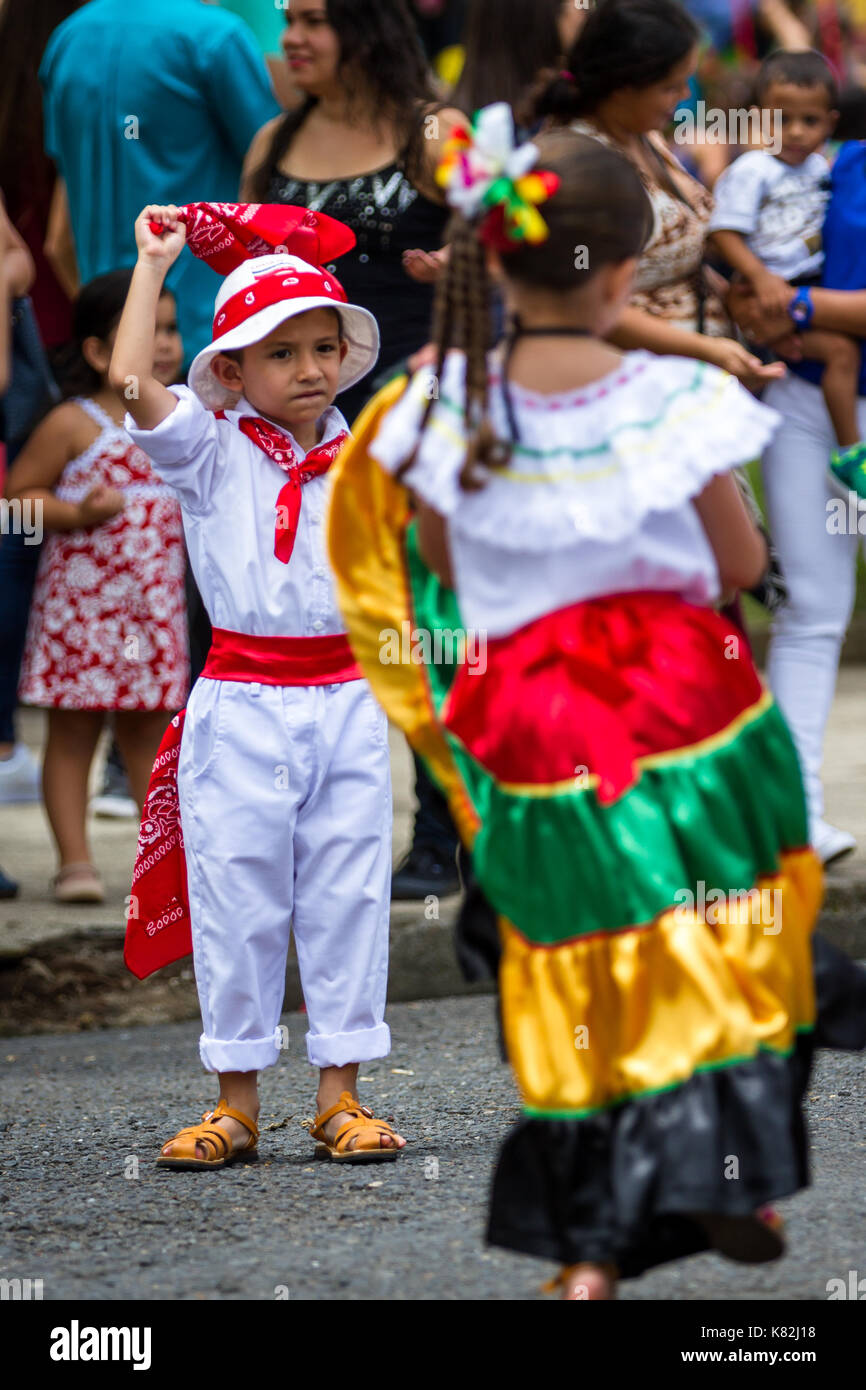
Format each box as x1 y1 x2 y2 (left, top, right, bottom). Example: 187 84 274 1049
500 316 597 443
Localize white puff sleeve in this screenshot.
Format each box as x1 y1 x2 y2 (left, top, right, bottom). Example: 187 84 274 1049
125 386 225 515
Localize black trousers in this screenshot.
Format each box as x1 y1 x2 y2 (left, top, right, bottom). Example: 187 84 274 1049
411 752 459 857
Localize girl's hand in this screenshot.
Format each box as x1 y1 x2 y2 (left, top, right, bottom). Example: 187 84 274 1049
135 206 186 267
77 485 126 526
408 341 438 373
703 337 787 390
403 248 448 284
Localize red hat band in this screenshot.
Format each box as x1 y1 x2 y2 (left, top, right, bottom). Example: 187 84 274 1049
213 267 349 340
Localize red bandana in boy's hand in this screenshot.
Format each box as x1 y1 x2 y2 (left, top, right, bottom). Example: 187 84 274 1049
125 712 190 978
148 202 356 272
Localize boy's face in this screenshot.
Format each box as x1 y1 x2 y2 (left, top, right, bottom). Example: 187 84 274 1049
213 309 348 429
153 292 183 385
763 81 838 165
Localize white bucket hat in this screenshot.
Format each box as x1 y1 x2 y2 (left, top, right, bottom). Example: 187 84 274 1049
188 252 380 410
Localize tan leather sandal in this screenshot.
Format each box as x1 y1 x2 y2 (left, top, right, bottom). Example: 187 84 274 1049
54 862 105 904
156 1098 259 1170
309 1090 402 1163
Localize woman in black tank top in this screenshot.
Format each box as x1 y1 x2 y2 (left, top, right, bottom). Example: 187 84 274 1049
266 162 448 422
242 0 460 424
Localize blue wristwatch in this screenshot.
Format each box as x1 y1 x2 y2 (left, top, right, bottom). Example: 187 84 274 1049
788 287 814 329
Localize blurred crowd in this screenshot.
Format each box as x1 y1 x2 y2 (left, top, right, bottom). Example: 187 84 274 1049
1 0 865 903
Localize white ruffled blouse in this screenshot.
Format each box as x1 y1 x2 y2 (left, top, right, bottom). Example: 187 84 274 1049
369 350 781 639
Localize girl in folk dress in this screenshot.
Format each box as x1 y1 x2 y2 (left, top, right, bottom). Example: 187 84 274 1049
327 116 866 1297
8 269 188 902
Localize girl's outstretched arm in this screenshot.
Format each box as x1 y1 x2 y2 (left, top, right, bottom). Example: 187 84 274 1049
110 207 186 430
693 473 769 597
608 305 785 390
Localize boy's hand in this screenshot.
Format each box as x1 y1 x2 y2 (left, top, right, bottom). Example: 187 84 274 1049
77 485 126 526
752 270 795 317
135 206 186 267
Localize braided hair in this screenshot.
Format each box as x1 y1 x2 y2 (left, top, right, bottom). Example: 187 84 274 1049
396 213 502 490
397 128 653 491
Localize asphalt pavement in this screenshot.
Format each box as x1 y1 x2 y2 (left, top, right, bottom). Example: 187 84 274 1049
1 994 863 1302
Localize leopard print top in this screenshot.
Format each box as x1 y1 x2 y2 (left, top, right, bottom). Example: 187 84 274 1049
572 121 729 337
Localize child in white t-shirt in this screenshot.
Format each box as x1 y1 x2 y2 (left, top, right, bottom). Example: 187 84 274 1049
710 50 863 478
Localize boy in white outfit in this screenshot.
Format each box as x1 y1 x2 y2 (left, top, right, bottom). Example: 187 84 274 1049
113 203 404 1166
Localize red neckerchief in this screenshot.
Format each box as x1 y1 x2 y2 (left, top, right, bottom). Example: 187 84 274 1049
216 410 349 564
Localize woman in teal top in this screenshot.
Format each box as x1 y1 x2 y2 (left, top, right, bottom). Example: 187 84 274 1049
39 0 279 365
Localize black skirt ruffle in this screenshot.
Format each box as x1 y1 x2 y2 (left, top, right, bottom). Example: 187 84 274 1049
487 937 866 1277
488 1041 812 1277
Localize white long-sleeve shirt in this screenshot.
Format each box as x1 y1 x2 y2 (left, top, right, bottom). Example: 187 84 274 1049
127 386 349 638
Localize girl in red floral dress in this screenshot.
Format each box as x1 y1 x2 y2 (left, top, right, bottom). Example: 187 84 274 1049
8 269 189 902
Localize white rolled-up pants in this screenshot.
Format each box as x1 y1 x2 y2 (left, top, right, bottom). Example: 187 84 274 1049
177 675 393 1073
761 373 866 829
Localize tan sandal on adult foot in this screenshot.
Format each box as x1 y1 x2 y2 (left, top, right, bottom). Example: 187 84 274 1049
543 1261 618 1300
156 1098 259 1170
692 1206 786 1263
310 1090 402 1163
54 861 105 904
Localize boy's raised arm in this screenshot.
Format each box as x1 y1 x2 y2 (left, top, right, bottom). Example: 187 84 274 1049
110 206 187 430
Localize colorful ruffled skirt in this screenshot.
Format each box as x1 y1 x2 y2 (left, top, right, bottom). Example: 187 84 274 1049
327 386 866 1277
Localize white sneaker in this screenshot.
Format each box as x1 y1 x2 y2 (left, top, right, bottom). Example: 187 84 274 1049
0 743 41 804
90 790 138 820
811 818 857 866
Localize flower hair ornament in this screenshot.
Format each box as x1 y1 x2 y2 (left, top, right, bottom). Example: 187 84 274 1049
435 102 560 251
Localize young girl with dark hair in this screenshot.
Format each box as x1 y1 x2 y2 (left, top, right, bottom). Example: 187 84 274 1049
242 0 461 424
327 113 866 1297
6 270 188 902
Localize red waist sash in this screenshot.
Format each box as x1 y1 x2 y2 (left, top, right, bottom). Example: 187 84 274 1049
202 627 361 686
124 630 361 980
